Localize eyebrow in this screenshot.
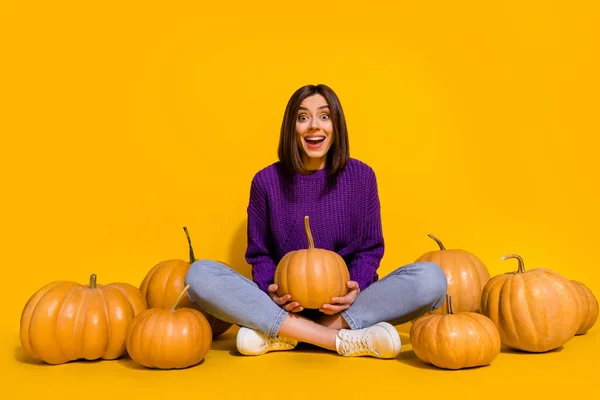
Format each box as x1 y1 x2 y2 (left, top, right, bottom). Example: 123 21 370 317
298 105 330 111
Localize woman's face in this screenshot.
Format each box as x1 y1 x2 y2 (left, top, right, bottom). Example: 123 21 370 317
295 94 334 170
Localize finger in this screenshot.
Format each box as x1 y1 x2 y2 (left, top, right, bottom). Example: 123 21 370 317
330 295 352 305
321 303 350 314
268 284 279 293
273 294 291 305
347 281 359 289
319 307 338 315
283 301 300 311
290 306 304 313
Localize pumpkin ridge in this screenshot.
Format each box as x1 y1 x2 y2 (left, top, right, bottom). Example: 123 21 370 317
414 317 431 364
155 312 167 367
577 284 591 329
20 281 67 359
539 272 562 344
459 314 476 367
521 273 543 350
96 288 112 358
466 257 480 310
466 313 491 338
509 275 529 348
54 285 79 363
145 311 160 368
164 263 181 309
430 315 442 365
472 257 483 295
501 277 517 347
583 284 599 330
542 270 578 340
75 287 91 361
300 250 309 306
482 275 505 323
462 313 487 360
139 263 161 298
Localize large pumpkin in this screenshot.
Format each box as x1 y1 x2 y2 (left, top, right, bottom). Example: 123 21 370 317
126 285 212 369
20 274 147 364
570 280 598 335
139 226 233 337
415 233 490 313
480 254 580 352
274 216 350 309
410 294 501 370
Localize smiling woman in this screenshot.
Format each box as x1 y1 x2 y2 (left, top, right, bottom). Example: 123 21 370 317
184 84 448 359
296 96 333 168
278 84 349 176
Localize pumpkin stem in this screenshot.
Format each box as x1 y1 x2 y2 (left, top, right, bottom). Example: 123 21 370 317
89 274 97 289
171 284 191 311
446 294 454 314
304 216 314 249
427 233 446 251
183 226 196 263
501 254 526 274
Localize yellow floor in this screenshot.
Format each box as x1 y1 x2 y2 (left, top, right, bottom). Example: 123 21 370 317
5 321 597 399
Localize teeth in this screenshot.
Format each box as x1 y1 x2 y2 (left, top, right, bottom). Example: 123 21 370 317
306 137 325 142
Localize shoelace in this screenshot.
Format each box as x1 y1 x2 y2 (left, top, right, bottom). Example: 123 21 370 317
339 333 373 355
267 336 296 349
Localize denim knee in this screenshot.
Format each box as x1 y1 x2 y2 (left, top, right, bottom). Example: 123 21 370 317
184 259 228 296
414 261 448 305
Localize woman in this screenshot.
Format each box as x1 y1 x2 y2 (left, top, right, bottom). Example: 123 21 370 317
185 84 448 359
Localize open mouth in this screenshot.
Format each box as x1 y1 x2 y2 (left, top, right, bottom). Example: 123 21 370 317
304 136 326 144
304 136 326 150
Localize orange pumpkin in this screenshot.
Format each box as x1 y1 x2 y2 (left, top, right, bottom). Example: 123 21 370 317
126 285 212 369
410 294 500 370
480 254 580 352
274 216 350 309
415 233 490 314
20 274 147 364
139 226 233 337
571 280 598 335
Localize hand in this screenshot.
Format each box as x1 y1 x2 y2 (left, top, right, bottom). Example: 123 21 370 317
268 284 304 313
319 281 360 315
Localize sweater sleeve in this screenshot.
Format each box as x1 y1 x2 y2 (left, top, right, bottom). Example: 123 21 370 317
245 174 278 294
347 169 385 290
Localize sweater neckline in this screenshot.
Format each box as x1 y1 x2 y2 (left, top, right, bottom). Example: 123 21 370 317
293 167 329 182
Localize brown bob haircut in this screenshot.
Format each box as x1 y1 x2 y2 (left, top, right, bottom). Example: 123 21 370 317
278 84 350 176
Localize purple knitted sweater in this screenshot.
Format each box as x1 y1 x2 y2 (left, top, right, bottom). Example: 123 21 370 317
245 158 384 294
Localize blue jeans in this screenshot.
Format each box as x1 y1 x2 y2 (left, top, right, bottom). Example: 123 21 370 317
185 260 448 338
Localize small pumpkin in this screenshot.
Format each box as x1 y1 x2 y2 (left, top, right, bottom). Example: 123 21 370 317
480 254 580 352
570 280 598 335
139 226 233 337
20 274 147 364
415 233 490 314
274 216 350 309
126 285 212 369
410 294 501 370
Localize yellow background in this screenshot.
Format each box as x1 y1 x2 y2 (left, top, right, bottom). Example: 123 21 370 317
1 0 598 398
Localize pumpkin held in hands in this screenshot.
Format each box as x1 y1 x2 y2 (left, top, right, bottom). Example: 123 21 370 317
274 216 350 309
20 274 147 365
570 280 598 335
480 254 580 352
410 294 501 370
139 226 233 337
415 234 490 314
126 285 212 369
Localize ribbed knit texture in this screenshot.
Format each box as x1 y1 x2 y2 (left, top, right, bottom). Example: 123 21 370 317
245 158 384 294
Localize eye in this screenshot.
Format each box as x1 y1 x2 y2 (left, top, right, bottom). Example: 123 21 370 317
297 114 308 122
320 113 330 120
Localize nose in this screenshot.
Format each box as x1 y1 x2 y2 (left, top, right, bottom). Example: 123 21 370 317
310 116 320 130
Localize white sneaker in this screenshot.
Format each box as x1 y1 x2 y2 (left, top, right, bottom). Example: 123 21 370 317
236 327 298 356
335 322 401 358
